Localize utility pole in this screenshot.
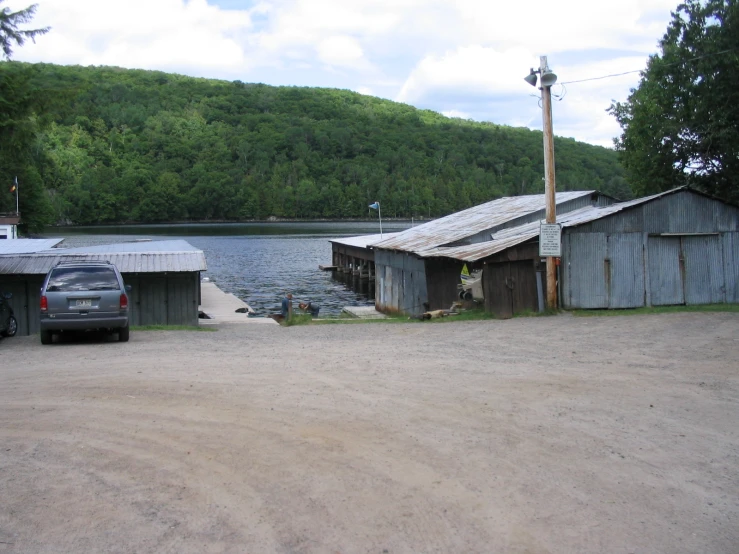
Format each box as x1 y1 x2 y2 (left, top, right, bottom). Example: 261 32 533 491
540 56 557 310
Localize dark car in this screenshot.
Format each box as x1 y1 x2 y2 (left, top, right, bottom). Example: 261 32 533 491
0 289 18 338
39 261 131 344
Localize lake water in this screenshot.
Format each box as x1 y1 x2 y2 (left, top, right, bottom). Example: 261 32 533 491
41 222 413 316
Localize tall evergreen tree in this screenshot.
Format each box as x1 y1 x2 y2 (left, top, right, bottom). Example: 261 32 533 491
0 1 49 59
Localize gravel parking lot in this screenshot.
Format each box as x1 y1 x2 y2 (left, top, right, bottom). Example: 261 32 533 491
1 313 737 553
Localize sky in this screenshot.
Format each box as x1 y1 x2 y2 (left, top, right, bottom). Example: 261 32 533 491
11 0 680 147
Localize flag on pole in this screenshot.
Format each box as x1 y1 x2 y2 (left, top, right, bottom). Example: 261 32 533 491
368 202 379 210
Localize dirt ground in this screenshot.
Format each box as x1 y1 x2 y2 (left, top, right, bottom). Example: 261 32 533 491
0 313 737 554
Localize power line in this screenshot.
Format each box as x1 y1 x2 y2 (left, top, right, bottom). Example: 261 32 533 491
559 47 739 86
561 69 642 85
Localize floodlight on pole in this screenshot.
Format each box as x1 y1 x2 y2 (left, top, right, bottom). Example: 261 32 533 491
369 201 382 238
524 56 559 310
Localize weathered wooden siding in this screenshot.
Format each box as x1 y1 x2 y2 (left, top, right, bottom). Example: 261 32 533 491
375 250 428 316
483 260 539 318
0 275 43 336
424 258 464 311
482 241 544 318
125 272 199 327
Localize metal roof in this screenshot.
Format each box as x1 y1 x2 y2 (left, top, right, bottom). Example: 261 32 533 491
329 232 400 248
372 191 595 253
48 239 203 254
0 240 207 275
416 189 679 262
0 238 64 254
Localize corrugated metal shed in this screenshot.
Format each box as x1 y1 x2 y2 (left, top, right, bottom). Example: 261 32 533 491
416 189 679 262
0 238 64 254
0 239 207 275
373 191 595 253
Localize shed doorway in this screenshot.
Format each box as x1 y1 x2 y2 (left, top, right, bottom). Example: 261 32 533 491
648 234 724 305
483 261 538 319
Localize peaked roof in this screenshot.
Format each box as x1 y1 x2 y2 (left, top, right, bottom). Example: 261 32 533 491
416 188 693 262
0 238 63 254
329 232 400 248
372 191 595 253
0 240 207 275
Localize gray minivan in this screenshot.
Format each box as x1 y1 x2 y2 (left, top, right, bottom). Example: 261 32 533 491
39 261 131 344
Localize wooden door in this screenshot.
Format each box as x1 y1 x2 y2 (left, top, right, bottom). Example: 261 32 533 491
484 261 538 319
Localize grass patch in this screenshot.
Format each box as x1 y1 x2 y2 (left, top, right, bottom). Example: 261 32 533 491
289 308 499 325
513 308 560 318
572 304 739 317
132 324 216 331
421 308 497 322
283 314 315 326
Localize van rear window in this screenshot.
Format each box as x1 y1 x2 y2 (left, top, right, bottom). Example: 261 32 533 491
47 267 120 292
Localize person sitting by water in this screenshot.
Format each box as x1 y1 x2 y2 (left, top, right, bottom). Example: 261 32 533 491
281 292 293 319
298 301 320 317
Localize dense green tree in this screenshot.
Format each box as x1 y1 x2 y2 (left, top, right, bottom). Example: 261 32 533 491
610 0 739 202
2 62 629 225
0 3 52 232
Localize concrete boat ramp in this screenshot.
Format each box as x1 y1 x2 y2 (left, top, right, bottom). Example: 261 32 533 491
341 306 388 319
199 282 278 325
199 281 387 326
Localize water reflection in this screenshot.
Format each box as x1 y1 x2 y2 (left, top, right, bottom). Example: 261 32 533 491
42 222 413 316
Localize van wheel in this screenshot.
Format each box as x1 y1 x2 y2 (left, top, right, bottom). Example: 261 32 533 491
2 315 17 337
40 329 52 345
118 326 130 342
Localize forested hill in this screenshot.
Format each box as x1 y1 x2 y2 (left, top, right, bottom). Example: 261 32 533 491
1 63 629 226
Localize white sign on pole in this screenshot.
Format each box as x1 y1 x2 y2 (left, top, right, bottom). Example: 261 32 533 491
539 223 562 257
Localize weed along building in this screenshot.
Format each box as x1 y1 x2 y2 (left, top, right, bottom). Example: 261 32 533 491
368 187 738 318
370 191 612 316
0 240 207 336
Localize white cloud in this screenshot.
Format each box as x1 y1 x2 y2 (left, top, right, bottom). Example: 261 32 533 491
9 0 680 145
452 0 677 52
397 46 536 103
316 36 365 67
15 0 253 73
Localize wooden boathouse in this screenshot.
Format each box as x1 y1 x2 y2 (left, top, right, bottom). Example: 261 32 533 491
398 187 739 318
327 233 398 281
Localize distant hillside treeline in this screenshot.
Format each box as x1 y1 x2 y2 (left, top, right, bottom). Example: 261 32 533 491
0 63 629 226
